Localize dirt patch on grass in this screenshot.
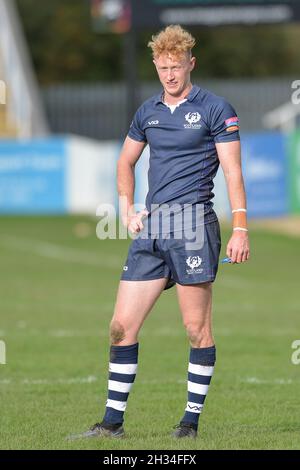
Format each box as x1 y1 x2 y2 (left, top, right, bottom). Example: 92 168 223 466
221 216 300 237
249 216 300 237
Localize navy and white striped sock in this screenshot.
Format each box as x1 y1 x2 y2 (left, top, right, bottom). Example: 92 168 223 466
181 345 216 430
102 343 138 425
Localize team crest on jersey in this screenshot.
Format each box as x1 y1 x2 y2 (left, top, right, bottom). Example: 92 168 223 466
186 256 203 274
184 112 202 129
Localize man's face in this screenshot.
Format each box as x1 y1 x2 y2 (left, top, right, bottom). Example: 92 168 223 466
153 52 195 98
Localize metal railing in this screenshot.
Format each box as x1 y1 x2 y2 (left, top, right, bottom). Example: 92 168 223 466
43 78 296 140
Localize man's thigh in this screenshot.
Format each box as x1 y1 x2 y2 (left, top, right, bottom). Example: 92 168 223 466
112 278 168 336
176 282 212 326
176 282 214 347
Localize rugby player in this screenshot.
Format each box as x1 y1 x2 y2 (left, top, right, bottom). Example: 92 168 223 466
75 24 249 440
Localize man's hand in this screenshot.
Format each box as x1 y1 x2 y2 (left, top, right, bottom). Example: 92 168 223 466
226 231 250 264
123 209 149 234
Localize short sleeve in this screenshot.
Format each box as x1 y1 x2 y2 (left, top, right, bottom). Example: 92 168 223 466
210 99 240 143
128 107 147 143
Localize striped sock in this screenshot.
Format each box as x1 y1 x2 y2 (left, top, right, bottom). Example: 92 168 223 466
181 345 216 430
102 342 138 425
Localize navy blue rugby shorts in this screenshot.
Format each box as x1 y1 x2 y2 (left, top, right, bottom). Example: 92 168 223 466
120 219 221 290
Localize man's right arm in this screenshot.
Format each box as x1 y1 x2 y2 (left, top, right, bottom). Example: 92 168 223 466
117 136 148 233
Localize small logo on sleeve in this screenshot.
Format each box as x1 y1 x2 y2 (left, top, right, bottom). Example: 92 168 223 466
148 120 159 126
225 116 239 131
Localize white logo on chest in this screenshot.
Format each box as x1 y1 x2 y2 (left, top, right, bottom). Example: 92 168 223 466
184 112 202 129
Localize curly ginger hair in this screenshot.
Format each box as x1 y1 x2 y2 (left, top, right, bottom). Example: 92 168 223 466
148 25 196 59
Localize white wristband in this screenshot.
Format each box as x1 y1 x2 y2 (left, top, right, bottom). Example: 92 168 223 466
233 227 248 232
232 208 247 213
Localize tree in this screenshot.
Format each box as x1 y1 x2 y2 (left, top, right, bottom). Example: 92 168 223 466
16 0 300 84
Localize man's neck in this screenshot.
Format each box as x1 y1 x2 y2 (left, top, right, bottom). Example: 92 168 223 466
163 83 193 105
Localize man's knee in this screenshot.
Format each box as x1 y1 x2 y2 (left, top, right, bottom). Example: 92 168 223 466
185 322 212 347
110 320 126 345
185 322 203 343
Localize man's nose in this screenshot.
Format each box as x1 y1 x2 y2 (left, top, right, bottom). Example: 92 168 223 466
167 69 175 80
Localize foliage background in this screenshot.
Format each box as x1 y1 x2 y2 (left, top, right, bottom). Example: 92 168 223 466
16 0 300 84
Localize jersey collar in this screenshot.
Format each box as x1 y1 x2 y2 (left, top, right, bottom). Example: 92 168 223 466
154 84 200 105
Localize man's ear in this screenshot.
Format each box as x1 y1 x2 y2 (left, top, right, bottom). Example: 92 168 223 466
190 56 196 71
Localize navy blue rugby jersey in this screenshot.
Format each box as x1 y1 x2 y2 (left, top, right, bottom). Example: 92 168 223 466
128 84 240 224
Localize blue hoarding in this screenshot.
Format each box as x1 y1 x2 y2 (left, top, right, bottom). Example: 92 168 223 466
0 138 66 214
242 132 288 218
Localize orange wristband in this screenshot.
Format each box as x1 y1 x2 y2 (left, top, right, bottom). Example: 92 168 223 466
232 209 247 230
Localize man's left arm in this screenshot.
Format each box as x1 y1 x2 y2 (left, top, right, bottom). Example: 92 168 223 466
216 140 250 264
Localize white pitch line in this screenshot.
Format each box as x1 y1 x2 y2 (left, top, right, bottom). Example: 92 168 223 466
0 379 11 385
21 375 98 385
0 377 98 386
0 377 97 386
2 327 298 339
0 235 122 269
1 376 298 387
242 377 298 385
49 329 108 338
0 377 185 386
220 277 259 289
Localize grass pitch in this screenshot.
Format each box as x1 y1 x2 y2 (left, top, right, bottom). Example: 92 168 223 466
0 216 300 450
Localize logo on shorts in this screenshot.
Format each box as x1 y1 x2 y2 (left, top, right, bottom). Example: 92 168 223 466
186 256 203 274
123 266 128 271
184 112 201 129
